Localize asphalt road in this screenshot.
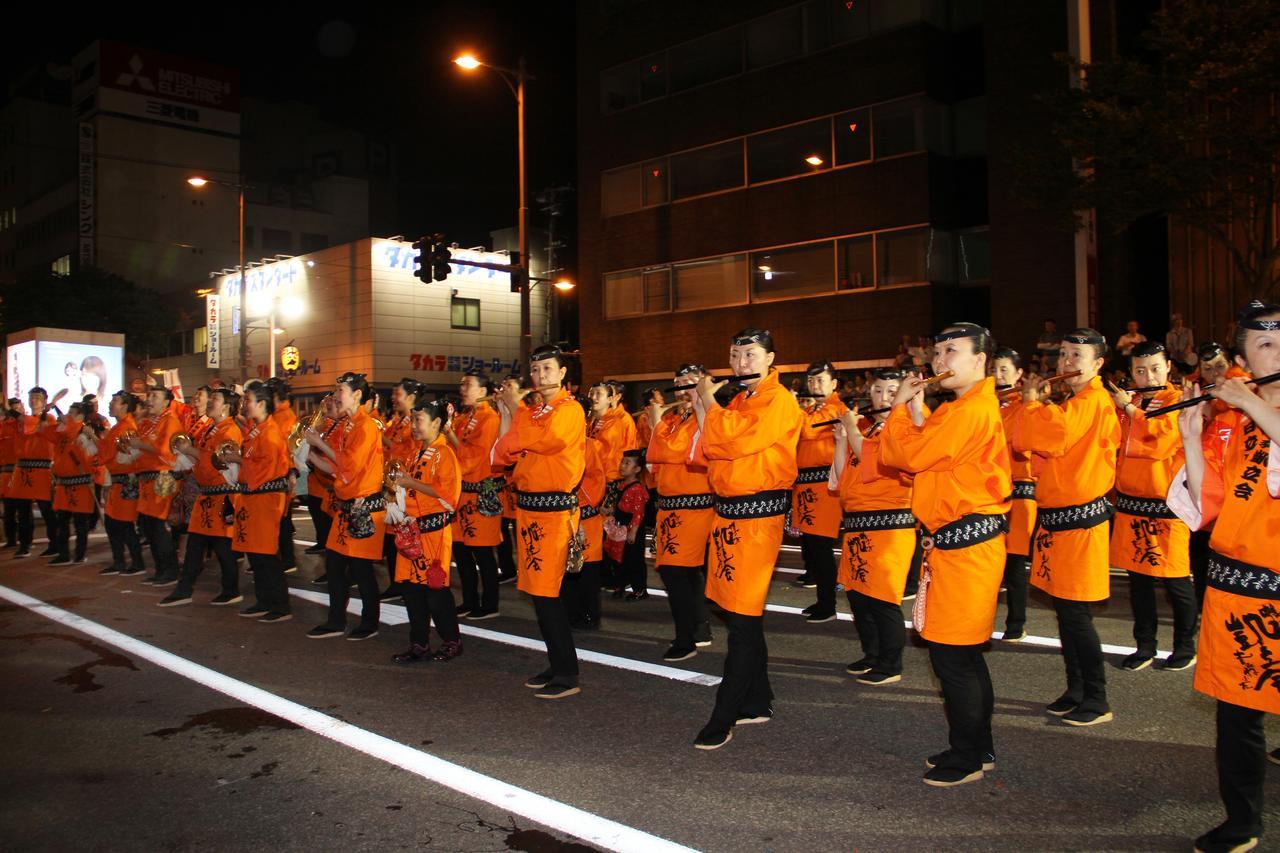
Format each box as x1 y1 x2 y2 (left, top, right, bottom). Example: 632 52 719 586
0 513 1275 852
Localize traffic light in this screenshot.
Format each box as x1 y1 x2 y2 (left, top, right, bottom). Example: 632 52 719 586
431 236 452 282
509 251 522 293
410 236 429 284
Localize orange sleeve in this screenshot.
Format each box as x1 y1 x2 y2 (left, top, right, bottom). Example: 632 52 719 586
647 416 694 463
879 405 966 473
1009 400 1093 458
1195 421 1230 528
334 420 375 487
702 394 797 459
503 403 581 457
1124 407 1183 461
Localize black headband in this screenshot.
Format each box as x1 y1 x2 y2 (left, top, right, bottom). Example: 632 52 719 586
806 361 835 377
1063 333 1106 346
336 371 367 385
732 330 770 347
530 347 563 363
1240 316 1280 331
934 323 989 344
675 363 706 378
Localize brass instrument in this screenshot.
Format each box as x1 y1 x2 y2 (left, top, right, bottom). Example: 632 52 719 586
169 433 193 454
212 439 239 470
116 430 138 453
383 458 405 491
288 408 325 452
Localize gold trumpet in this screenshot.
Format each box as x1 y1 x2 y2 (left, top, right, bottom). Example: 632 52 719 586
212 440 239 470
383 458 406 491
288 408 325 452
169 433 193 454
116 430 138 453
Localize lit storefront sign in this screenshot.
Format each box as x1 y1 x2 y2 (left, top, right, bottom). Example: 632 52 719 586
374 241 513 288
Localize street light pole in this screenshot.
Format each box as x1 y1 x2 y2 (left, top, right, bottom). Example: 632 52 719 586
517 56 531 374
238 180 247 384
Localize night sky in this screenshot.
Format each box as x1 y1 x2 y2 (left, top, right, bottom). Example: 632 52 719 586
0 1 579 250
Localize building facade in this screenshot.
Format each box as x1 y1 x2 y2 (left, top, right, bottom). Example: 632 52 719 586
576 0 1085 385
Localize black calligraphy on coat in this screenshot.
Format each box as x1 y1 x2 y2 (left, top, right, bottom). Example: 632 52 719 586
712 522 740 583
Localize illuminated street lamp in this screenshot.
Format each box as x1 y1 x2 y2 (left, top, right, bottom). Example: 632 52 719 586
453 51 536 371
553 278 575 292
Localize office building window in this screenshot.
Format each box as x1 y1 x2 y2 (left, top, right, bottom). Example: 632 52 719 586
869 0 927 30
837 235 875 290
673 255 748 311
747 7 804 70
243 225 254 247
450 296 481 330
601 165 644 217
300 233 329 253
834 108 872 165
877 226 951 286
669 27 742 93
751 242 835 300
956 227 990 283
644 268 671 313
827 0 871 41
643 159 668 206
601 62 640 113
262 227 291 254
747 119 831 184
874 96 948 157
954 96 987 157
670 141 744 200
604 270 645 319
639 54 667 101
51 255 71 277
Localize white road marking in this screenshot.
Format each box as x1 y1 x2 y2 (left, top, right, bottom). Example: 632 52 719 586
0 584 697 853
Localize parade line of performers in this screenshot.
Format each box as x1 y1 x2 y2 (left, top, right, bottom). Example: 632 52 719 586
2 302 1279 853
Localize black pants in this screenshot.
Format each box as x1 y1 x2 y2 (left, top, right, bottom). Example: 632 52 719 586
53 510 92 561
660 565 710 651
302 495 331 549
531 593 578 686
1052 598 1108 712
455 542 499 612
927 642 995 771
402 582 460 646
278 511 296 568
708 611 772 732
138 513 178 577
104 516 144 569
621 537 647 593
325 551 379 630
174 532 236 597
498 519 517 579
3 497 18 544
847 589 905 675
15 498 57 550
1215 700 1267 840
905 533 922 595
1128 571 1198 656
800 533 837 613
1190 529 1211 607
249 552 289 613
1003 554 1030 633
381 534 402 596
562 560 602 625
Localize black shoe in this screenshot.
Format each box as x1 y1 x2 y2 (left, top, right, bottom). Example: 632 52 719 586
259 611 292 623
857 671 902 686
432 640 463 662
694 623 712 647
1122 652 1154 671
99 563 124 576
1002 628 1026 642
140 574 162 585
846 658 875 676
304 544 326 555
378 591 403 603
307 624 345 638
610 587 626 599
805 610 837 624
1 541 14 549
570 617 600 632
1046 694 1080 716
13 549 31 558
524 669 554 689
693 725 733 750
157 593 192 607
1163 652 1197 671
1269 748 1280 766
47 557 75 566
346 627 378 641
210 593 243 606
118 564 144 576
1062 708 1113 727
663 645 696 662
465 608 501 621
535 682 580 700
311 573 328 585
239 605 270 619
794 576 816 589
392 643 432 664
800 603 817 615
498 573 517 585
456 605 474 617
624 590 649 602
926 750 995 771
152 575 179 589
37 547 57 557
283 565 298 575
923 765 984 787
1194 824 1259 853
736 707 773 725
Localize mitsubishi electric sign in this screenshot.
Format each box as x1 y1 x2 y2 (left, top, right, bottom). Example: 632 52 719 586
96 41 240 135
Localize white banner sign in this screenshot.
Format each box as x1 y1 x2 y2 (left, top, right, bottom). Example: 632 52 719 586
205 294 220 368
